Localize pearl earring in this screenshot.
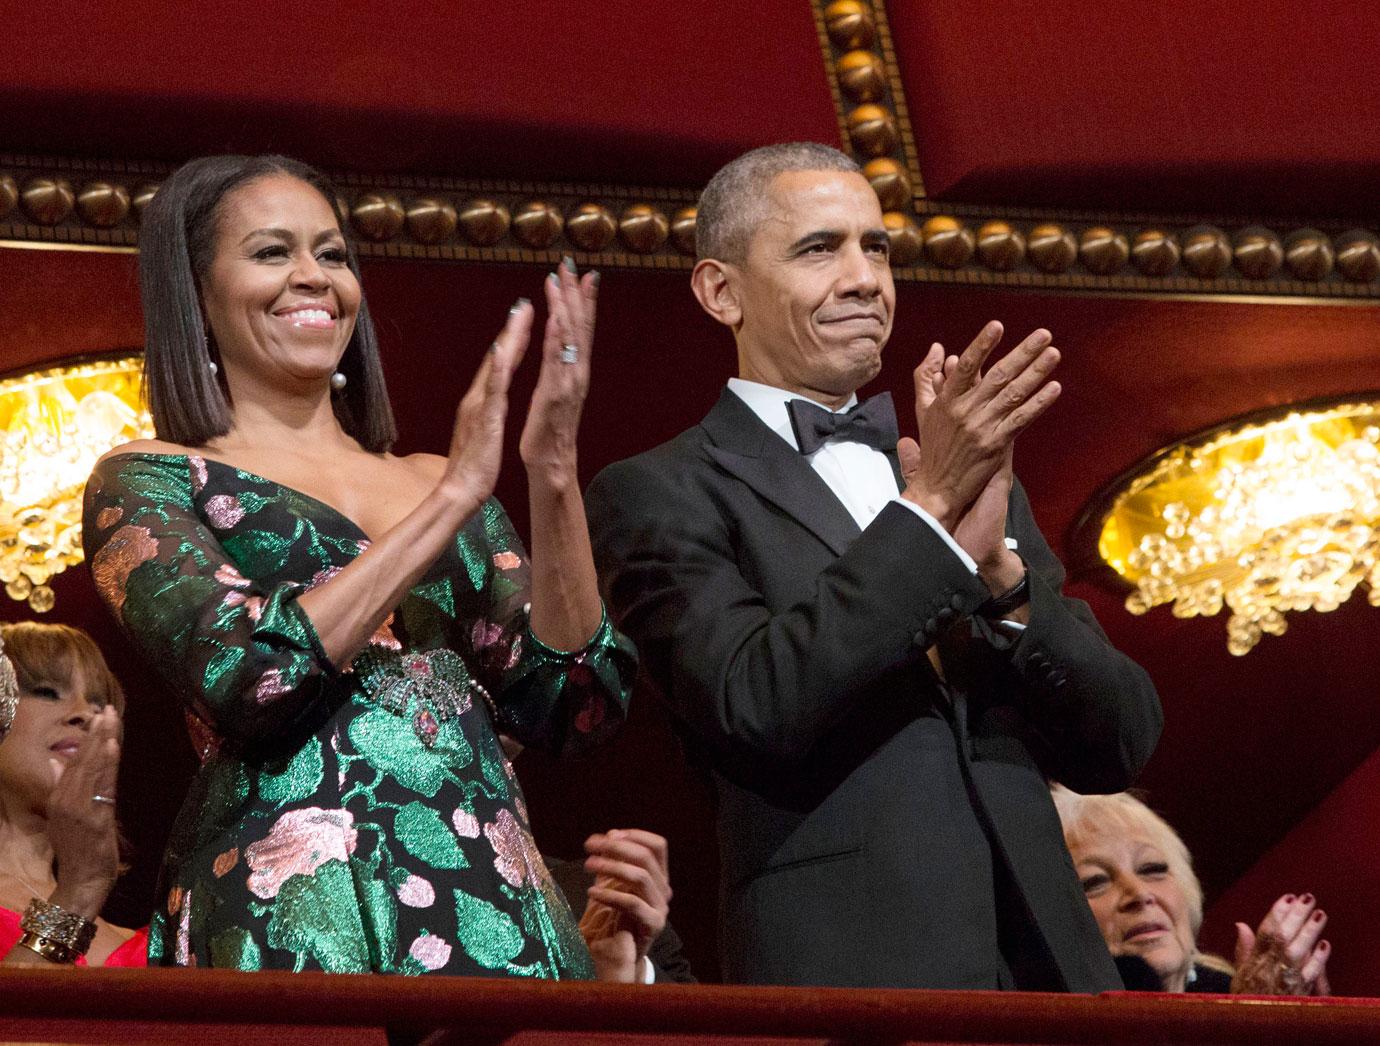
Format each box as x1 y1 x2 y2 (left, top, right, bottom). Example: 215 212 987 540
209 361 219 377
330 371 347 391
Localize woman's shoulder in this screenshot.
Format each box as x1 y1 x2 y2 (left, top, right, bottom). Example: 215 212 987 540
95 438 197 468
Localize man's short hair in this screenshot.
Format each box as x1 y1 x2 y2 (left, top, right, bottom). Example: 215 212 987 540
695 142 861 263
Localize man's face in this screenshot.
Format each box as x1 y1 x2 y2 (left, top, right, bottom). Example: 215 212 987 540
732 169 894 403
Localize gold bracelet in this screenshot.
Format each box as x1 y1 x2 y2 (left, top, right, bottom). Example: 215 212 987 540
20 898 97 958
15 930 80 965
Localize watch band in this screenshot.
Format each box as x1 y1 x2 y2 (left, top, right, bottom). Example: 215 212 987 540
977 561 1030 620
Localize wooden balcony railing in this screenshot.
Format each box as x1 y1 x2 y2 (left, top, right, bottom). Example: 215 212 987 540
1 968 1377 1045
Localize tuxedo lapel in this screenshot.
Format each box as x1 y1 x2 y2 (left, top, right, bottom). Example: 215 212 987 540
700 389 861 558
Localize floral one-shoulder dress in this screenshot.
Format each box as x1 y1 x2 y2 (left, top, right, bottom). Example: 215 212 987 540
82 452 636 976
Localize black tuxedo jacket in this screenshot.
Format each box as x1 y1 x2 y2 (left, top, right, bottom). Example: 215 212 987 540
586 389 1161 991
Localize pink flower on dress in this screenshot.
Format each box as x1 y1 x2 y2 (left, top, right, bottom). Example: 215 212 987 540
222 590 265 623
215 563 252 589
492 551 521 571
255 669 292 705
90 524 159 618
408 933 452 971
484 808 531 888
205 494 245 529
95 505 122 529
397 875 435 908
175 887 193 966
306 563 345 590
452 808 480 839
472 620 504 651
244 807 357 899
189 455 210 493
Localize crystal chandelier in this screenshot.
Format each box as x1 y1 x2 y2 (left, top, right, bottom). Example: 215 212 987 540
0 354 154 612
1091 397 1380 655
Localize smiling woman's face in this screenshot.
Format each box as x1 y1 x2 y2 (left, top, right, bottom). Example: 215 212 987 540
200 172 361 399
1070 826 1197 991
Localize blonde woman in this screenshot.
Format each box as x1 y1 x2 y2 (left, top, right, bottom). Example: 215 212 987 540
1052 786 1330 994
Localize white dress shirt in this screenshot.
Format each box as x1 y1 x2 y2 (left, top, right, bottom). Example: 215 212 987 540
726 379 1024 633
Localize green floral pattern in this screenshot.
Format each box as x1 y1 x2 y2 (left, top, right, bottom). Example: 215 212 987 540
83 453 635 976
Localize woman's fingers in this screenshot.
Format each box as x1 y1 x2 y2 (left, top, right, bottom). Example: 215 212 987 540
1300 940 1330 991
1284 906 1328 964
1261 894 1316 948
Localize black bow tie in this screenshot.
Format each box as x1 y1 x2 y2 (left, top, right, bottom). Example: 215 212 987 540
786 393 898 455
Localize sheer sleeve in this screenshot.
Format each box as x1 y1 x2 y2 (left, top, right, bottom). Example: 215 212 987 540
82 454 334 746
461 498 635 756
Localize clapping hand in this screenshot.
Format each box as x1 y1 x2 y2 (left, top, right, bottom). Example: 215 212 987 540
897 322 1059 583
1231 893 1331 996
46 706 122 920
579 829 671 984
442 299 533 514
520 259 598 492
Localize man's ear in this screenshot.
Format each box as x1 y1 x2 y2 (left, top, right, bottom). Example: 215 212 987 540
691 258 743 329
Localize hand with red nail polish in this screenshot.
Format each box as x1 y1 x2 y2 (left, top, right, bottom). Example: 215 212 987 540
1231 892 1332 995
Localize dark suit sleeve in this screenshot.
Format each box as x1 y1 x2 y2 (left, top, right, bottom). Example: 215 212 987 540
586 453 991 764
994 477 1162 792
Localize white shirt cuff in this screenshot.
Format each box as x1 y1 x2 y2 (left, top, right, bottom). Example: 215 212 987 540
641 955 656 984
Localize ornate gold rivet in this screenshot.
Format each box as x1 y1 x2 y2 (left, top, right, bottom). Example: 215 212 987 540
0 174 18 220
351 193 405 242
836 49 886 104
976 220 1025 272
920 215 973 269
883 212 922 266
130 183 160 222
619 204 669 254
1131 229 1180 277
566 203 617 252
1335 230 1380 283
459 199 510 246
405 196 458 245
1180 225 1231 279
847 104 899 158
20 177 75 225
825 0 876 50
1027 224 1077 274
513 201 564 249
1078 226 1129 275
862 158 911 212
1284 228 1334 281
1232 226 1283 280
670 207 698 256
75 181 131 229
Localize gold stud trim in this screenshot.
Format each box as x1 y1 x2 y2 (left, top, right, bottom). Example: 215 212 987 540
4 154 1380 299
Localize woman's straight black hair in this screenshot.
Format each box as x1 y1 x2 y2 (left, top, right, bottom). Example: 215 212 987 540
139 154 397 451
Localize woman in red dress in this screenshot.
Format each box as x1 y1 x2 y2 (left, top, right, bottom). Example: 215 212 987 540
0 622 146 967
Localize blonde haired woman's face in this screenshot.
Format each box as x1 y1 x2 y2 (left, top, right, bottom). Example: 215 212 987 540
1070 827 1195 990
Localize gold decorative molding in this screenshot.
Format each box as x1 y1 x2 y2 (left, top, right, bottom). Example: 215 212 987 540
0 155 698 271
889 199 1380 299
811 0 927 264
3 153 1380 300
